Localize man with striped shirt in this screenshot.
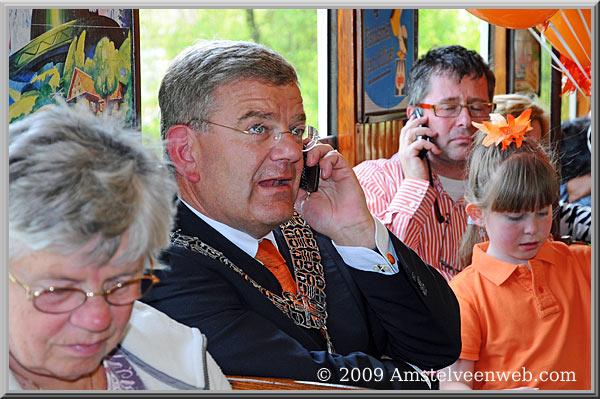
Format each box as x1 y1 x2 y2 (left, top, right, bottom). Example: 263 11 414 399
354 46 495 281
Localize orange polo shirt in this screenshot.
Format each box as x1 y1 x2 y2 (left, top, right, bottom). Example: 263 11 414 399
450 240 590 390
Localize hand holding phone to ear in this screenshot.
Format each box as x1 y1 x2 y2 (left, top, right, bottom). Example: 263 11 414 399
412 109 431 160
296 144 376 249
299 152 320 192
398 107 439 181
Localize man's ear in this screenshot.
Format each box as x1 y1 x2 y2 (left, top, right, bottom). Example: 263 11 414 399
166 125 200 183
465 203 485 227
406 105 416 118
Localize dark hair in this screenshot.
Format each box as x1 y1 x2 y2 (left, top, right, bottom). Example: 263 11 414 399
560 115 591 183
405 45 495 105
459 132 559 266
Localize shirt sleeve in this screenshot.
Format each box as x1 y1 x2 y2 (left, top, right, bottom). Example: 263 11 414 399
569 243 591 285
387 178 438 248
557 200 592 243
354 161 437 250
332 216 399 274
449 280 482 362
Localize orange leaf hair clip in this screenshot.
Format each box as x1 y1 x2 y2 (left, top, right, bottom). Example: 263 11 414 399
472 108 533 150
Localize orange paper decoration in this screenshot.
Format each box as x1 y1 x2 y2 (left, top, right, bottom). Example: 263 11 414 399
559 54 591 97
467 9 558 29
541 9 591 67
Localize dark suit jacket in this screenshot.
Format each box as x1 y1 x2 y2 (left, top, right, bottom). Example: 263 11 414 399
142 203 460 389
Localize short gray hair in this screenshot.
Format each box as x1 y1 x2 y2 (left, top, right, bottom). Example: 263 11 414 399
9 102 178 267
158 40 299 143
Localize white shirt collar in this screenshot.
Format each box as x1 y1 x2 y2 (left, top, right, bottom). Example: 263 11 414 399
180 198 277 258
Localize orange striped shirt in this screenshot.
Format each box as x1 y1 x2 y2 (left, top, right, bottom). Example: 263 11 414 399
354 154 467 282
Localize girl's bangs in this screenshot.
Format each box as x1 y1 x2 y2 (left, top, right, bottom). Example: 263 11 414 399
489 153 559 213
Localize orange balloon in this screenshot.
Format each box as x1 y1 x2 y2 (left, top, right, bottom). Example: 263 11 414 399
542 9 591 67
467 9 558 29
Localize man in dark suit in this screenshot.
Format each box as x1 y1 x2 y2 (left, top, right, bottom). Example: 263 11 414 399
142 40 460 389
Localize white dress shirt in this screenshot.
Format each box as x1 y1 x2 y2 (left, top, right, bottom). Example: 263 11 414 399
180 199 399 275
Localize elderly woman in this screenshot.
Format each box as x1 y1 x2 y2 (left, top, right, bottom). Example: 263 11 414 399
8 103 230 390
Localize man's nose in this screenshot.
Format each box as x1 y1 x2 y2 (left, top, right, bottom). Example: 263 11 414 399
456 105 474 127
270 131 302 162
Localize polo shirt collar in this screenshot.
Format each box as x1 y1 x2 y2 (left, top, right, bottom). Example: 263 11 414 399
473 239 555 286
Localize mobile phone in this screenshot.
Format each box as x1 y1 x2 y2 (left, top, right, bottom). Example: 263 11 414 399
299 152 320 192
412 108 430 159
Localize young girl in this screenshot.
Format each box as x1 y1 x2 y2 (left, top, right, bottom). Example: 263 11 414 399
441 110 591 390
493 94 591 244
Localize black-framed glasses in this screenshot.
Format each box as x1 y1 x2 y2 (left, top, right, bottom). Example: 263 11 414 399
8 259 160 314
417 102 495 118
186 119 319 152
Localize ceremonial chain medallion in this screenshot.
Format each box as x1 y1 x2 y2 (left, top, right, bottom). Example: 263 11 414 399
170 211 335 353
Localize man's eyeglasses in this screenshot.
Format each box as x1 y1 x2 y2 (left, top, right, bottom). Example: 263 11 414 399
186 119 319 152
417 102 495 118
8 259 160 314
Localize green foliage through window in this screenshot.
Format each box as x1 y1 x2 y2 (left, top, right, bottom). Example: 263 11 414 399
417 9 481 57
139 9 318 142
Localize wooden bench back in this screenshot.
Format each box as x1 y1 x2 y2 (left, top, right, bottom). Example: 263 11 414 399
226 375 367 390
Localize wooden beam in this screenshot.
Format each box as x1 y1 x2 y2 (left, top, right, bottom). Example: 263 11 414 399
337 9 357 166
492 26 507 96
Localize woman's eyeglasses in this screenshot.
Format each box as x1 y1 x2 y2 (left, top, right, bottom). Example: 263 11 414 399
8 259 160 314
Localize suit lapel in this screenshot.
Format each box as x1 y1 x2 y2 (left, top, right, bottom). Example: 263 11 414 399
175 203 283 292
272 228 296 280
174 202 327 350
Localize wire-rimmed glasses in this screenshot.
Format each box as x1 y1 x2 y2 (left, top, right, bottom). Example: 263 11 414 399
8 259 160 314
186 119 319 152
417 102 495 118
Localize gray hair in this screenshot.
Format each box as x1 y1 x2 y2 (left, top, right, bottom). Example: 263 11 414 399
9 102 178 268
405 45 496 106
158 40 299 143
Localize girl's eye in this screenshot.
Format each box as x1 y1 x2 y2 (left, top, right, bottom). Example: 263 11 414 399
506 214 524 221
247 124 268 135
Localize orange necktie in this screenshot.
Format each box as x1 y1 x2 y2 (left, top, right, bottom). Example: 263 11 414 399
256 239 297 295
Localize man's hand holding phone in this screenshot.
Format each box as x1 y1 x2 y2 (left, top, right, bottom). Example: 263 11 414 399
296 143 376 249
398 107 440 181
413 109 431 160
299 152 320 193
